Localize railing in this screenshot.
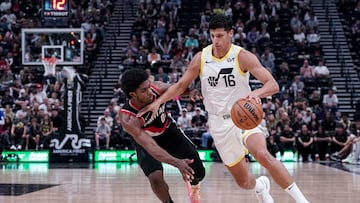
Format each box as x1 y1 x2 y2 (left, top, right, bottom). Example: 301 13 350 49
324 0 359 111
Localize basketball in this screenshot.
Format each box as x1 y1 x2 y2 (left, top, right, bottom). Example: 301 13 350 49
231 98 263 130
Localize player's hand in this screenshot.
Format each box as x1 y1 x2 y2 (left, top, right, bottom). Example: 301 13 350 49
174 159 195 181
245 93 262 104
189 89 203 102
137 100 161 120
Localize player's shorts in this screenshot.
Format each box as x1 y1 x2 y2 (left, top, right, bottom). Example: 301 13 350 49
208 114 267 167
134 120 205 184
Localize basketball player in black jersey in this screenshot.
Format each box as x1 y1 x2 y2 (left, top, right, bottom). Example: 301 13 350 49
119 68 205 203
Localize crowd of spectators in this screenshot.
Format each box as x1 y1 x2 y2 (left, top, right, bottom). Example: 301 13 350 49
0 0 113 151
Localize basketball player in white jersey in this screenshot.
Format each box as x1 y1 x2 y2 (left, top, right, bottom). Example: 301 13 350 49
139 14 310 203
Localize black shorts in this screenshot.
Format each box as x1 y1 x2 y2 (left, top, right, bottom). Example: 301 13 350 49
135 120 205 184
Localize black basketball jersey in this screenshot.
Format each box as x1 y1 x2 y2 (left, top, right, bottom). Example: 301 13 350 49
120 85 170 137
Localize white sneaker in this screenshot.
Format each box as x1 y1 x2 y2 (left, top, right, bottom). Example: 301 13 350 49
342 157 357 164
255 176 274 203
10 145 16 150
17 145 22 150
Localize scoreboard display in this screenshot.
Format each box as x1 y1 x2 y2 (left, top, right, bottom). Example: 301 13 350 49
42 0 70 17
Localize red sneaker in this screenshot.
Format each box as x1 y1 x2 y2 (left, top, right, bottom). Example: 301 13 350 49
186 181 201 203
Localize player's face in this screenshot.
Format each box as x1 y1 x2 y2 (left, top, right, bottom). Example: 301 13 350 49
133 80 154 104
210 28 233 53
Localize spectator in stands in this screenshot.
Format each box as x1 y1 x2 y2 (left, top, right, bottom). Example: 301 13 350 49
30 84 47 105
15 103 29 121
306 27 320 44
290 11 304 32
200 123 212 149
291 76 305 96
51 108 63 136
40 113 52 149
293 27 306 44
0 0 11 12
191 107 207 130
313 126 331 161
339 112 351 131
247 26 260 45
10 113 26 150
292 112 305 136
0 115 11 149
302 107 312 124
297 124 313 162
95 117 111 150
147 47 161 64
26 117 41 150
308 90 322 107
322 111 337 136
122 49 136 66
84 32 97 64
3 104 14 121
136 46 149 67
278 123 297 161
184 34 199 51
177 108 192 130
305 11 319 30
284 40 299 58
323 89 338 113
168 67 180 84
1 88 14 107
313 60 330 78
260 47 275 73
262 96 276 114
341 120 360 164
97 108 113 127
331 123 350 154
155 66 169 83
299 59 314 79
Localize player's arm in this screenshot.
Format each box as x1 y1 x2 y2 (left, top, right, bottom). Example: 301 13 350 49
238 50 279 101
138 52 202 117
118 112 194 180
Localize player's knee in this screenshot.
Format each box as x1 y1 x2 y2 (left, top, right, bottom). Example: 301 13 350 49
254 150 275 167
148 170 165 186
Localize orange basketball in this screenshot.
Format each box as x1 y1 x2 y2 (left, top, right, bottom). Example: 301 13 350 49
230 98 263 130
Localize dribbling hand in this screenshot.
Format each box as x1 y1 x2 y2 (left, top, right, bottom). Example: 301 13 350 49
175 159 195 182
246 93 262 104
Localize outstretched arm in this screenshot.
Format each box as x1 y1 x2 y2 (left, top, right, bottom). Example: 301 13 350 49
138 52 202 117
118 112 194 181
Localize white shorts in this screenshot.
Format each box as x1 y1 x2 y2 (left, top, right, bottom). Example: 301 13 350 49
208 114 266 167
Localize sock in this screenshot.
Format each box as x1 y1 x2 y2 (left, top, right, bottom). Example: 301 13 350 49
255 178 265 193
285 182 309 203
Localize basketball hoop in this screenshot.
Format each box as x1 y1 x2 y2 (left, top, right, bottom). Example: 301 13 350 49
42 57 58 76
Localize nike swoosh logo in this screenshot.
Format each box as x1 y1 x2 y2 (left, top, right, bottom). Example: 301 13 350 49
205 61 213 63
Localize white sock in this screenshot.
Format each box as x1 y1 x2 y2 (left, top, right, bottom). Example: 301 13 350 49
285 182 309 203
255 178 265 193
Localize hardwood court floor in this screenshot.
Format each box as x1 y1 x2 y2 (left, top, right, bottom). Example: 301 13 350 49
0 162 359 203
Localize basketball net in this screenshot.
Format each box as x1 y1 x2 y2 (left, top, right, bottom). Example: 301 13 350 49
42 57 58 76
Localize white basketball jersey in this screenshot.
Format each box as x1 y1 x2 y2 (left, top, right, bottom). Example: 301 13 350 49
199 44 251 116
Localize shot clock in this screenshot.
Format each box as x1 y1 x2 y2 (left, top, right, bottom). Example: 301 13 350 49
42 0 70 17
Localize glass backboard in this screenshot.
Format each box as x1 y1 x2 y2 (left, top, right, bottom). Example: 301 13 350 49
21 28 84 65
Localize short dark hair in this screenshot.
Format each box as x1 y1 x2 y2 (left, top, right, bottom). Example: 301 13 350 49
209 14 233 32
120 68 149 98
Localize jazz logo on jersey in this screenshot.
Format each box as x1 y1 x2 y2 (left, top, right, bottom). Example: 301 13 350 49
207 68 235 87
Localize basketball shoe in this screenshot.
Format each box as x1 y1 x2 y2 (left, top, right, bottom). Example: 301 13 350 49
186 181 201 203
255 176 274 203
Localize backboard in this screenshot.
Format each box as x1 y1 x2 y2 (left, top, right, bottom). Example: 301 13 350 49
22 28 84 65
